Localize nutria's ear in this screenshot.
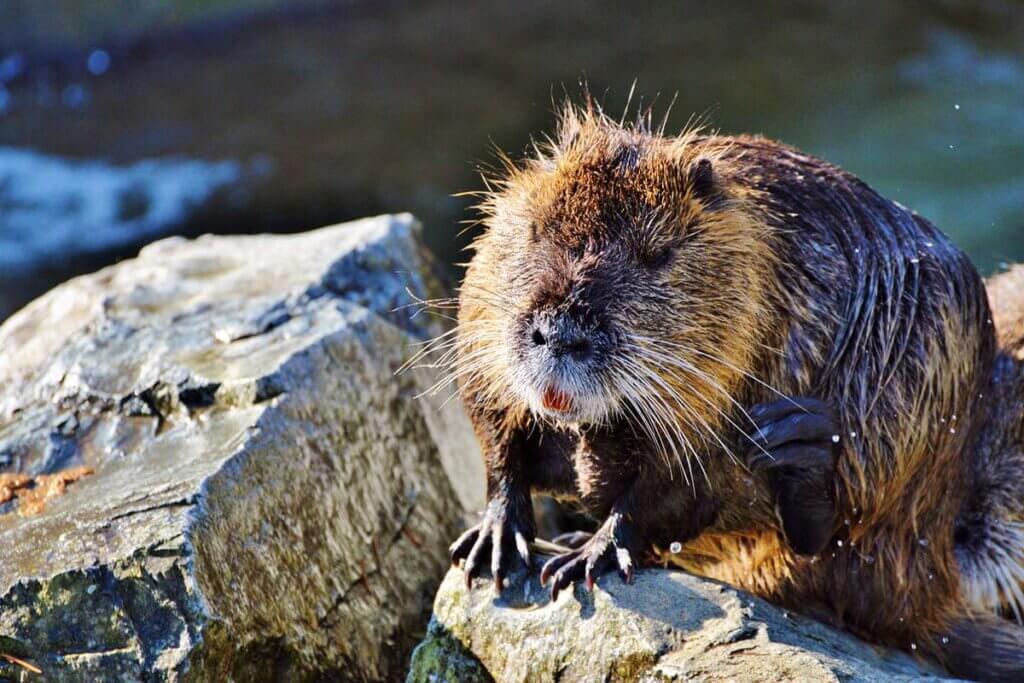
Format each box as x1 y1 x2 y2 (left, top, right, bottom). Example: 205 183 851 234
688 158 716 200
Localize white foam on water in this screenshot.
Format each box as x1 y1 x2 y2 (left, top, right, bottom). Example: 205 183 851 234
0 147 242 272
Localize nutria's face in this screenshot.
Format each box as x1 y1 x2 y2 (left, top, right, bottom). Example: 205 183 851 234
460 113 773 437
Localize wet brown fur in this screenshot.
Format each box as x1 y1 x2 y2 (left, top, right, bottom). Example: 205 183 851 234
450 101 1024 679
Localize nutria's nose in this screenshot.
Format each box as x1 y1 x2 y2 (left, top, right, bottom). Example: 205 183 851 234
530 317 592 360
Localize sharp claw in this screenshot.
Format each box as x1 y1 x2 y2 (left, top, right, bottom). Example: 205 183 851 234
449 526 478 565
464 533 489 587
540 553 569 586
616 547 635 584
515 531 532 569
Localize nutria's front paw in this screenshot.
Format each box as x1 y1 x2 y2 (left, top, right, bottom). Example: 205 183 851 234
540 513 640 600
745 397 838 556
745 397 837 472
449 495 535 591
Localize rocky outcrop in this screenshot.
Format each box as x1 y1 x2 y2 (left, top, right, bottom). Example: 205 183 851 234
0 214 484 681
408 565 960 683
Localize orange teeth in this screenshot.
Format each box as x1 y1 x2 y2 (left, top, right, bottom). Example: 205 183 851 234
542 385 574 413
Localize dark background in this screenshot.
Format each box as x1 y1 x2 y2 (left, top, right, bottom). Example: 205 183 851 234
1 0 1022 320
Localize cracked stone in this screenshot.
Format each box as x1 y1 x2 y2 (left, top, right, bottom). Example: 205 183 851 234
0 214 485 681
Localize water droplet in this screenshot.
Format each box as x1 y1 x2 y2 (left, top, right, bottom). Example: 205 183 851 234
837 539 844 547
900 617 905 622
928 573 934 580
783 611 789 618
954 104 960 110
951 414 957 421
918 538 929 547
925 241 934 248
831 434 840 443
87 49 111 76
669 541 682 554
864 555 874 564
844 518 851 526
849 431 857 438
948 144 955 150
950 427 956 434
942 636 949 644
910 257 920 264
911 642 917 650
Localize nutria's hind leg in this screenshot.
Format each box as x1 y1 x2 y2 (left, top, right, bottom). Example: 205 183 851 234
943 613 1024 683
745 398 838 556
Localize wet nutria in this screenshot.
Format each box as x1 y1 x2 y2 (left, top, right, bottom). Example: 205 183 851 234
432 100 1024 681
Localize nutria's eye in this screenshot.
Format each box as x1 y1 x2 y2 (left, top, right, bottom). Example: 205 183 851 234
641 246 675 270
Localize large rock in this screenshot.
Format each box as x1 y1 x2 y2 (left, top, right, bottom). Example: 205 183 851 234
0 214 484 681
408 565 960 682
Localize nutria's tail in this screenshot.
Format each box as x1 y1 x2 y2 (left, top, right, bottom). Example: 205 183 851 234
943 612 1024 682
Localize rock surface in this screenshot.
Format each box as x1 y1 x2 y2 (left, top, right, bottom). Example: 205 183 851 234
408 565 960 683
0 214 484 681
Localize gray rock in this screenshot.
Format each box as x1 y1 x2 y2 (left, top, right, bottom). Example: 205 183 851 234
0 214 484 681
408 565 962 683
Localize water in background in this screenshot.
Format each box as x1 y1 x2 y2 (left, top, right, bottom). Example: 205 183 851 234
0 0 1022 319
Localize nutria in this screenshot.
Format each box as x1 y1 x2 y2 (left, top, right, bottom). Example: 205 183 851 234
430 99 1024 681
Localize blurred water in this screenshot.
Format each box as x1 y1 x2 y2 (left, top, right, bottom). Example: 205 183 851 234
0 0 1021 318
0 148 239 271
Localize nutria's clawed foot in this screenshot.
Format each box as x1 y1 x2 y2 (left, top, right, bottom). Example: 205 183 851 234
540 513 640 601
745 397 838 556
450 495 536 592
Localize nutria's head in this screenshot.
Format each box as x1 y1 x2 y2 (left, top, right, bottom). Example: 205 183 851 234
456 104 777 457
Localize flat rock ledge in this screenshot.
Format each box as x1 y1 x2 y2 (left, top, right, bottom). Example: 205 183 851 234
408 565 961 683
0 214 484 681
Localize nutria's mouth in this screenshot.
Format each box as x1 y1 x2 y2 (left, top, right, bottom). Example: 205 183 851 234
542 385 574 413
